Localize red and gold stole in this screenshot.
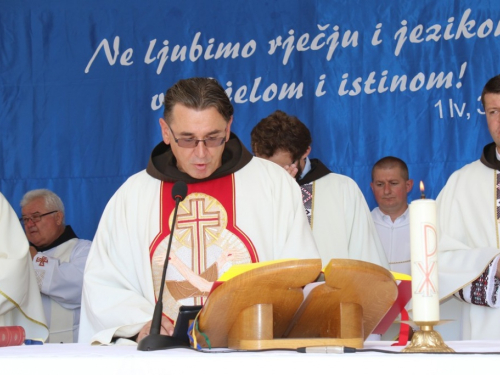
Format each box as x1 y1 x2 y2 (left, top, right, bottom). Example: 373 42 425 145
149 174 258 319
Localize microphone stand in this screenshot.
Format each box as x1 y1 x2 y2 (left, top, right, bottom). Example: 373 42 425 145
137 190 188 351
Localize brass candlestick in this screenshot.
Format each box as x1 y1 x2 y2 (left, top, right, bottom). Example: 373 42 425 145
402 321 455 353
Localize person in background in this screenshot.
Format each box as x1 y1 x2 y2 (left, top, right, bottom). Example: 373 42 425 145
20 189 90 343
251 109 388 269
370 156 413 275
436 74 500 339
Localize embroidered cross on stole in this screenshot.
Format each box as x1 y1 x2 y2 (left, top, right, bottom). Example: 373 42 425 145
149 175 258 321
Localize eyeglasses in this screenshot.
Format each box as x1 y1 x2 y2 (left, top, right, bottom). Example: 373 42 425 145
20 210 58 225
167 123 226 148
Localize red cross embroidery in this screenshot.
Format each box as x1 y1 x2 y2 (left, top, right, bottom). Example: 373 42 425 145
36 255 49 267
176 197 221 274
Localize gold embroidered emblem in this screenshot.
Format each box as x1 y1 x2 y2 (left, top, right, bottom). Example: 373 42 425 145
151 193 251 319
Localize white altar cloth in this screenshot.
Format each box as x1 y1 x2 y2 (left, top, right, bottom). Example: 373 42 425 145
1 341 499 375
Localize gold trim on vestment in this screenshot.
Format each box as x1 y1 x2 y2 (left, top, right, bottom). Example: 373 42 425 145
495 169 499 249
310 181 315 230
0 289 48 330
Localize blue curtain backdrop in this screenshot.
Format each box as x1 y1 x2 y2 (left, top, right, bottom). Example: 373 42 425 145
1 0 499 240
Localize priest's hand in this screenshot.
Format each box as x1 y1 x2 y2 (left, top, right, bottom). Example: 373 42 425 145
284 162 298 178
136 317 174 342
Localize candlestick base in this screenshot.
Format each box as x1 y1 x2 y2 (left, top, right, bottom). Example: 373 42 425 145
401 322 454 353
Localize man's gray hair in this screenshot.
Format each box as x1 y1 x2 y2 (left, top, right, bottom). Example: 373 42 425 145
21 189 65 225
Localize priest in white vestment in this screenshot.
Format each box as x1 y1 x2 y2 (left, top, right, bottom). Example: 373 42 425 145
0 192 48 341
251 110 388 269
437 74 500 339
79 78 320 345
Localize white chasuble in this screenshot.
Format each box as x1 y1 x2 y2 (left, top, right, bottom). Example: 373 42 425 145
79 159 319 344
437 161 500 339
300 174 388 269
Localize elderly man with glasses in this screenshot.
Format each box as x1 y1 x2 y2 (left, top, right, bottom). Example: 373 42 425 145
20 189 91 343
79 77 319 345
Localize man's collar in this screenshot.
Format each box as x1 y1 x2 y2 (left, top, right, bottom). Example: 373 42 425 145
296 158 332 185
32 225 78 252
480 142 500 171
299 157 312 180
374 206 409 223
146 133 253 183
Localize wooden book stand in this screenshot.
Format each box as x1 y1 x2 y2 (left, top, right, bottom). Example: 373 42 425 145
195 258 397 350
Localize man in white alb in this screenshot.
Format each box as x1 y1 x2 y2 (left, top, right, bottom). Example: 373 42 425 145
436 74 500 339
20 189 90 343
79 78 320 345
370 156 413 275
251 110 388 269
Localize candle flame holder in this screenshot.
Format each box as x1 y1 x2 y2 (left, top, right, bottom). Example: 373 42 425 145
402 321 455 353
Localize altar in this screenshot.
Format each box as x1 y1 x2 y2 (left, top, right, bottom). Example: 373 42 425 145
1 341 499 375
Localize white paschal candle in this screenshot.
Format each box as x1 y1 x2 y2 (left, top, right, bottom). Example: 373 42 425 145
409 198 440 322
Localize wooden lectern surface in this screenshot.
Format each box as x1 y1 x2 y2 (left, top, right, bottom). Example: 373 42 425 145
286 259 397 340
197 259 322 348
196 258 397 349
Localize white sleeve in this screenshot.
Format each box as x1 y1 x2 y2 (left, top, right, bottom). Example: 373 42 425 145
32 240 91 309
342 178 389 269
79 175 159 344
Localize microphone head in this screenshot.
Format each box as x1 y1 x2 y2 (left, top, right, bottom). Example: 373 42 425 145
172 181 188 201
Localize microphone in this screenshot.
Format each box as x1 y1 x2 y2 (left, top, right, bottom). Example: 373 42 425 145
137 181 188 351
171 181 188 202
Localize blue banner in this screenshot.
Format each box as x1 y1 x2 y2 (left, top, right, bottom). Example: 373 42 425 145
1 0 499 240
